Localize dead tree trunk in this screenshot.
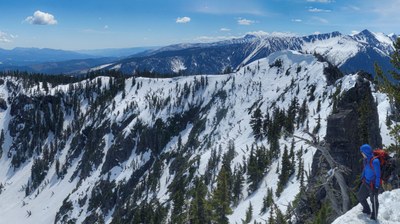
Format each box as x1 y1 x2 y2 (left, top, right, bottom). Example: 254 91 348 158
294 134 351 215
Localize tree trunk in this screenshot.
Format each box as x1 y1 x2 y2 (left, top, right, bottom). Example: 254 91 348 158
294 134 351 214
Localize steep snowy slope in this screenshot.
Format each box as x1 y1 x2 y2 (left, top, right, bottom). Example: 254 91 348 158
332 189 400 224
0 50 395 223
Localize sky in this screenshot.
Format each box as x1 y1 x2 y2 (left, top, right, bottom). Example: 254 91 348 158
0 0 399 50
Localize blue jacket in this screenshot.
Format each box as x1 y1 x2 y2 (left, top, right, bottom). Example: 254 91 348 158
360 144 381 188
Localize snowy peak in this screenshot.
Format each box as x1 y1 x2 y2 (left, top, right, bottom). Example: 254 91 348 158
352 29 380 44
352 29 395 47
302 31 342 43
101 29 397 76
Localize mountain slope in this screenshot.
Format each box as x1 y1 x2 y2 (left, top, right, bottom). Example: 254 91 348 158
332 189 400 224
0 50 395 223
102 30 397 76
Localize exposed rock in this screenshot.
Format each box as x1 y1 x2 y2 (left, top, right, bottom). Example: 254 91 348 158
297 75 382 223
326 75 382 183
0 98 6 110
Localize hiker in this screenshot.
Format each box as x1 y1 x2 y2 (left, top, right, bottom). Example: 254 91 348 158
357 144 380 220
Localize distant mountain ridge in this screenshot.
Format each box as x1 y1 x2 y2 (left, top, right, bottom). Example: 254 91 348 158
0 47 155 75
0 30 397 76
0 47 95 66
101 29 397 76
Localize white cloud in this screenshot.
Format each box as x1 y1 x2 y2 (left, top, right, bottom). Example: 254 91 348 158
194 31 295 43
270 31 298 37
246 31 269 36
308 7 331 12
312 16 329 24
220 28 231 32
0 31 16 43
292 19 303 22
104 25 109 29
176 17 191 24
194 2 265 16
344 5 360 11
25 10 57 25
194 35 243 43
237 18 255 25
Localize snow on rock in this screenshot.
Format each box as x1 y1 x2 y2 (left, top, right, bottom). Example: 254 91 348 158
332 189 400 224
170 57 186 73
89 63 113 72
302 35 360 67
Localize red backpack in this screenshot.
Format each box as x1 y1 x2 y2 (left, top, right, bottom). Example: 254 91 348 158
369 149 396 184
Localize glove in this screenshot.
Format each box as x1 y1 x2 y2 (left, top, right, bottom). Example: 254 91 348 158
373 187 379 194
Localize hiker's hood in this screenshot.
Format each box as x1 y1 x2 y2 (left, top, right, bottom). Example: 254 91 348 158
360 144 373 158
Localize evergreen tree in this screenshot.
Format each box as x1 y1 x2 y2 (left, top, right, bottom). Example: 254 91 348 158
296 147 304 180
0 129 4 157
170 175 187 224
285 97 298 134
189 177 211 224
261 188 274 214
268 205 275 224
247 145 268 193
55 159 60 178
274 204 287 224
276 145 292 197
313 114 321 134
375 37 400 154
205 147 219 185
358 96 372 143
262 112 270 138
232 165 244 206
289 139 295 176
244 202 253 223
250 108 263 140
312 203 330 224
298 98 308 127
211 166 232 224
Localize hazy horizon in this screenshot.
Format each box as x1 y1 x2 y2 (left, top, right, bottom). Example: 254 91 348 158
0 0 399 51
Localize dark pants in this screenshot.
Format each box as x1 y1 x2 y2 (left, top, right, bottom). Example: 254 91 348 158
357 182 379 219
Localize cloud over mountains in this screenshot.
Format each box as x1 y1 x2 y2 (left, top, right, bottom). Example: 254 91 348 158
25 10 58 25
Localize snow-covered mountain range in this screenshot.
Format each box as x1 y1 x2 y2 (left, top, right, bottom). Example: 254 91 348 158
0 48 396 223
0 30 397 77
101 29 397 76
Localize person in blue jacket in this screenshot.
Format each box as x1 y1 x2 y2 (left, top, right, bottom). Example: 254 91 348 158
357 144 380 220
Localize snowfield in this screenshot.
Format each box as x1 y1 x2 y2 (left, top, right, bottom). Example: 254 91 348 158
333 189 400 224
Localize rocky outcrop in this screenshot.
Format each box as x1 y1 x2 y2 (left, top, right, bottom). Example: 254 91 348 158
0 98 7 110
325 75 382 183
296 75 382 223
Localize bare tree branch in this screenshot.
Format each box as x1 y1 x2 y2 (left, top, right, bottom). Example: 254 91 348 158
293 133 351 214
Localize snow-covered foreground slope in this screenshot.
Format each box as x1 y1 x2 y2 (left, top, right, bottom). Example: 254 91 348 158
0 50 395 223
333 189 400 224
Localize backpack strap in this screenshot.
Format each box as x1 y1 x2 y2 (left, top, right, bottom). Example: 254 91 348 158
369 156 379 169
369 156 382 186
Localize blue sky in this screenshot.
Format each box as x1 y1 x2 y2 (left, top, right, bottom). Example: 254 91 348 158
0 0 399 50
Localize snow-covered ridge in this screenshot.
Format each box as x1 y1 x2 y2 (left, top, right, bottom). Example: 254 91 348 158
101 29 397 77
0 50 395 223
